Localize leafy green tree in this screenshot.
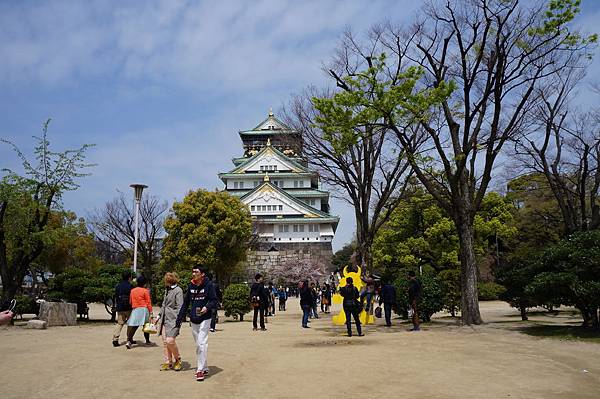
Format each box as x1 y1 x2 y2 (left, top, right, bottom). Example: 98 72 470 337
525 230 600 329
393 267 443 322
313 0 594 325
331 242 356 272
439 268 461 317
33 211 100 281
495 257 542 321
47 264 128 320
373 189 516 280
160 189 252 284
494 173 564 320
0 120 93 302
222 283 251 321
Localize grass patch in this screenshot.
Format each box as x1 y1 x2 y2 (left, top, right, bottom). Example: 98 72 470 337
519 325 600 343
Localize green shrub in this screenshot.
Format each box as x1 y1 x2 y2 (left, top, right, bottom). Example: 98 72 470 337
478 282 506 301
393 269 443 322
439 268 461 316
223 283 251 321
13 294 35 317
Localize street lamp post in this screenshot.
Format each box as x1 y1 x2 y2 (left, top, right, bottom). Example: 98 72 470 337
130 184 148 275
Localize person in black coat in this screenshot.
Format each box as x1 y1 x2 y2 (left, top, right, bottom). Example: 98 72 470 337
208 274 222 332
339 277 363 337
112 270 133 347
299 280 312 328
174 266 218 381
378 280 397 327
408 270 422 331
250 273 269 331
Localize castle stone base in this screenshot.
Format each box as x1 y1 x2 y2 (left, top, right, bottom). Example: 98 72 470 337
243 241 333 281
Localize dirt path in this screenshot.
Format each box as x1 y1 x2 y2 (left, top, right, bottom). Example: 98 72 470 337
1 300 598 398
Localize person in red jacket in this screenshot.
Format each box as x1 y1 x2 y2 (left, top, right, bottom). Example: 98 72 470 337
125 275 153 349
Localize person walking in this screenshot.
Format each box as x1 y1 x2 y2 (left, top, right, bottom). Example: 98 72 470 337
209 274 222 333
278 285 287 311
250 273 269 331
339 277 363 337
309 282 319 319
408 271 422 331
378 280 397 327
125 275 153 349
112 270 133 347
299 280 312 328
158 272 183 371
268 281 276 316
321 283 332 314
175 266 218 382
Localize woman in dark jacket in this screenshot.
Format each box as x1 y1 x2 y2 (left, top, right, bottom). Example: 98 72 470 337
158 272 184 371
339 277 363 337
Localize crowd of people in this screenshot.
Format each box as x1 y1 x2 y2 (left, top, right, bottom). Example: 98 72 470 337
108 267 422 382
112 266 220 382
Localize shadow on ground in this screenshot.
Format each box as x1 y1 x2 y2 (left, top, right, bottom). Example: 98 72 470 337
515 324 600 342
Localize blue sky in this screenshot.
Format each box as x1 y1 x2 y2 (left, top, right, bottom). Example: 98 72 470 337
1 0 599 251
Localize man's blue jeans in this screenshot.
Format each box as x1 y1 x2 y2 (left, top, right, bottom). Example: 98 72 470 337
302 305 311 327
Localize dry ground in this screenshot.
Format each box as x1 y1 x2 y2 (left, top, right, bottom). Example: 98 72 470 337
0 299 599 399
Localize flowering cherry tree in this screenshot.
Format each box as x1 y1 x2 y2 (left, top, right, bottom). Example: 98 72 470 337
269 259 326 283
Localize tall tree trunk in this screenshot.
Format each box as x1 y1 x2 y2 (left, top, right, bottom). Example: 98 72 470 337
519 304 528 321
455 211 483 325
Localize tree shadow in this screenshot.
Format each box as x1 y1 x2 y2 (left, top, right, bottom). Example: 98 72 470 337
516 324 600 342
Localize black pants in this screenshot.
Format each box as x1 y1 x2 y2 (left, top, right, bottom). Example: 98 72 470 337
343 305 362 336
253 306 265 329
127 326 150 343
210 308 218 330
279 299 286 311
384 302 393 326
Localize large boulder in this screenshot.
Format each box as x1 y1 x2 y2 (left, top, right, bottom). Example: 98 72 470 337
25 320 47 329
39 302 77 326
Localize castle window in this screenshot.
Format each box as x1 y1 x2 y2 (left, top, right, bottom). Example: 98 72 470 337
251 205 255 211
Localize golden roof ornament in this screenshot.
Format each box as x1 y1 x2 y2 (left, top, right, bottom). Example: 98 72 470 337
266 138 271 146
269 107 274 117
264 172 270 182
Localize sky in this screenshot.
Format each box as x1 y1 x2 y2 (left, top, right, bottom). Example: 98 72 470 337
1 0 600 251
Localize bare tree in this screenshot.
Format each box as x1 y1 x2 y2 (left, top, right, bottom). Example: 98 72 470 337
88 193 168 289
285 88 413 273
315 0 595 324
515 70 600 234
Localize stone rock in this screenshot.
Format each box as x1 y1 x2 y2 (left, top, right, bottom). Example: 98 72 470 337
25 320 47 329
39 302 77 326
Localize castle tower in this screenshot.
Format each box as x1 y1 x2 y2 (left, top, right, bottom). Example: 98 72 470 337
218 110 338 277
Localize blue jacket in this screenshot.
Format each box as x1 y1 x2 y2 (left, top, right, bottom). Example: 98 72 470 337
175 279 218 326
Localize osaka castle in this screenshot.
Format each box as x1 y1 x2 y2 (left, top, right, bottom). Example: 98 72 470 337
218 110 339 273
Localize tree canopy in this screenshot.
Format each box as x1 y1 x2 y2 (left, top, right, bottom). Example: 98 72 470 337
160 189 253 283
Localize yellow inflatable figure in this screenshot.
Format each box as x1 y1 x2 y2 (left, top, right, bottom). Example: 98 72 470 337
332 265 375 326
